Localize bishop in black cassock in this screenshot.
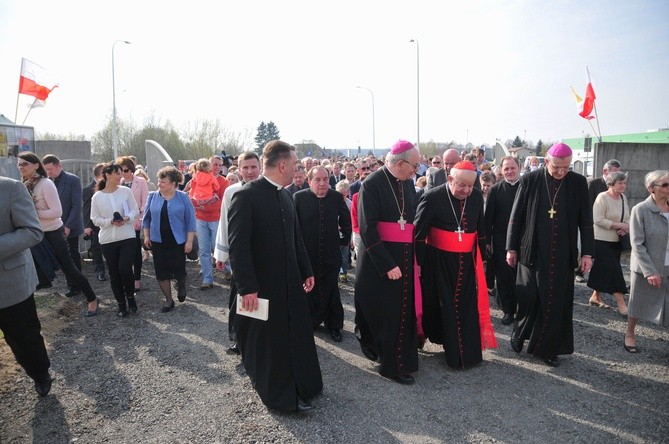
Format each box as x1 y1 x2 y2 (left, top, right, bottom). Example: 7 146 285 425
506 143 593 367
294 171 351 341
229 142 322 411
355 141 420 384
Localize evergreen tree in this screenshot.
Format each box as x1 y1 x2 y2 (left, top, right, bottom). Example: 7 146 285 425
254 121 280 153
536 139 543 153
512 136 523 147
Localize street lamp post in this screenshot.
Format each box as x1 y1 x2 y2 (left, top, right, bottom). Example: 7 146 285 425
409 39 420 152
356 86 375 150
112 39 131 161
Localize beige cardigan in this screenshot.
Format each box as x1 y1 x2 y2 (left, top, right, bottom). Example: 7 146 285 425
593 191 630 242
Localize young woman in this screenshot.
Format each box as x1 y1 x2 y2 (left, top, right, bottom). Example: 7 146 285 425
91 163 139 317
17 152 98 317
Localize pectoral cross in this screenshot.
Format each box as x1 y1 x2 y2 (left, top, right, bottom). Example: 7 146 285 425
398 217 406 230
548 207 557 219
455 226 464 242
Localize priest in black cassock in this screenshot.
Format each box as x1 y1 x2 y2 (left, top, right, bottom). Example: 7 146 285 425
506 143 594 367
294 166 352 343
228 140 322 412
484 156 521 326
415 161 498 370
355 140 420 385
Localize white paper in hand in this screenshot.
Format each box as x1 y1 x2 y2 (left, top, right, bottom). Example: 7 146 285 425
236 295 269 321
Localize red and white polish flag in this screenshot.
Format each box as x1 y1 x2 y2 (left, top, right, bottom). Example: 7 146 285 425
18 58 59 101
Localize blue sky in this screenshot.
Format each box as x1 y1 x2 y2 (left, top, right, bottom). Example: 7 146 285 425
1 0 667 150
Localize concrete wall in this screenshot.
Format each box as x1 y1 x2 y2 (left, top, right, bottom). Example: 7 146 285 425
593 142 669 208
36 140 91 160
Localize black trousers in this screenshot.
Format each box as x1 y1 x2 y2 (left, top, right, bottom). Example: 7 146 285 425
0 295 50 381
101 238 136 308
132 230 142 281
44 228 96 303
65 235 82 291
89 226 106 275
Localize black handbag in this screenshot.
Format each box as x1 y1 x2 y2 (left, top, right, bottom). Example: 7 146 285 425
619 195 631 251
186 235 199 260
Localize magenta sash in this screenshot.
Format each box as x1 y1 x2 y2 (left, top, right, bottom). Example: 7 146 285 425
376 221 424 343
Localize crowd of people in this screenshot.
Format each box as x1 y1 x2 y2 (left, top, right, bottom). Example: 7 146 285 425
0 142 666 414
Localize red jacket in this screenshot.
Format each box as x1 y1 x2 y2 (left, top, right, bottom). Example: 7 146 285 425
192 175 229 222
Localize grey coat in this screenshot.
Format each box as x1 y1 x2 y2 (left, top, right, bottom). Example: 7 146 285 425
0 177 43 309
629 195 669 326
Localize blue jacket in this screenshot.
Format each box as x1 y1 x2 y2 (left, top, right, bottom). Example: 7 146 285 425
143 190 196 244
53 170 84 238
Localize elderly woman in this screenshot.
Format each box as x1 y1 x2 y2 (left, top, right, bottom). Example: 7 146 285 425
587 171 630 314
91 163 140 317
117 156 149 292
143 166 196 312
17 152 99 317
624 170 669 352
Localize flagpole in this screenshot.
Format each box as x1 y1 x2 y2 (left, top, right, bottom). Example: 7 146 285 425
15 59 23 124
592 102 603 143
21 99 38 125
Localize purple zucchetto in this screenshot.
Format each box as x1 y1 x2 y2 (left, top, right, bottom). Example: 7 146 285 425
547 143 573 157
390 140 415 155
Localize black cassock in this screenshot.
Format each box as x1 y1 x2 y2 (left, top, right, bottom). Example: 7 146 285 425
484 180 520 316
294 188 352 330
355 167 418 378
415 185 487 369
507 170 593 358
229 177 322 411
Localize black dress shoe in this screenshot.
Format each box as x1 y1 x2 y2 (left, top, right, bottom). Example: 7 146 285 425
96 272 107 282
501 313 514 325
65 289 81 298
330 329 342 342
296 396 313 412
226 343 240 355
539 355 559 367
34 373 53 396
360 345 378 362
36 283 53 290
510 329 524 353
160 301 175 313
117 309 129 318
390 374 415 385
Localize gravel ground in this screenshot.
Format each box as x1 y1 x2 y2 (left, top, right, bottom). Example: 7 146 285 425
1 254 668 444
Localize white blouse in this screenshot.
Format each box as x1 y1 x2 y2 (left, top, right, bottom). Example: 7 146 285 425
91 186 139 245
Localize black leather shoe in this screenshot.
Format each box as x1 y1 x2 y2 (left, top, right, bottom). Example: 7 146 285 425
96 272 107 282
360 345 378 362
226 343 240 355
65 289 81 298
390 374 415 385
330 329 342 342
34 373 53 396
502 313 514 325
539 355 560 367
117 308 128 318
510 328 524 353
160 301 175 313
36 283 52 290
296 396 313 412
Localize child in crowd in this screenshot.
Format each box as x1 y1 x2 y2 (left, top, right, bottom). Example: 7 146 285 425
188 158 220 206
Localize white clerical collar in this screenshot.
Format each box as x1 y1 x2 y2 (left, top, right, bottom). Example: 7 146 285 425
263 175 284 190
505 178 519 185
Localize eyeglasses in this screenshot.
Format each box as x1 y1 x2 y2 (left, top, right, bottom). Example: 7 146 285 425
360 166 370 171
404 160 420 169
432 161 441 164
17 162 31 167
654 182 669 188
122 169 131 173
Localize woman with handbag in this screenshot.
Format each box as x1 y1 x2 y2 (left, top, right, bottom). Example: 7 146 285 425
587 171 630 315
143 166 196 312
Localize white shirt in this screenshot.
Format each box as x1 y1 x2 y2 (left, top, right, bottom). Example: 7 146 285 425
91 186 139 245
